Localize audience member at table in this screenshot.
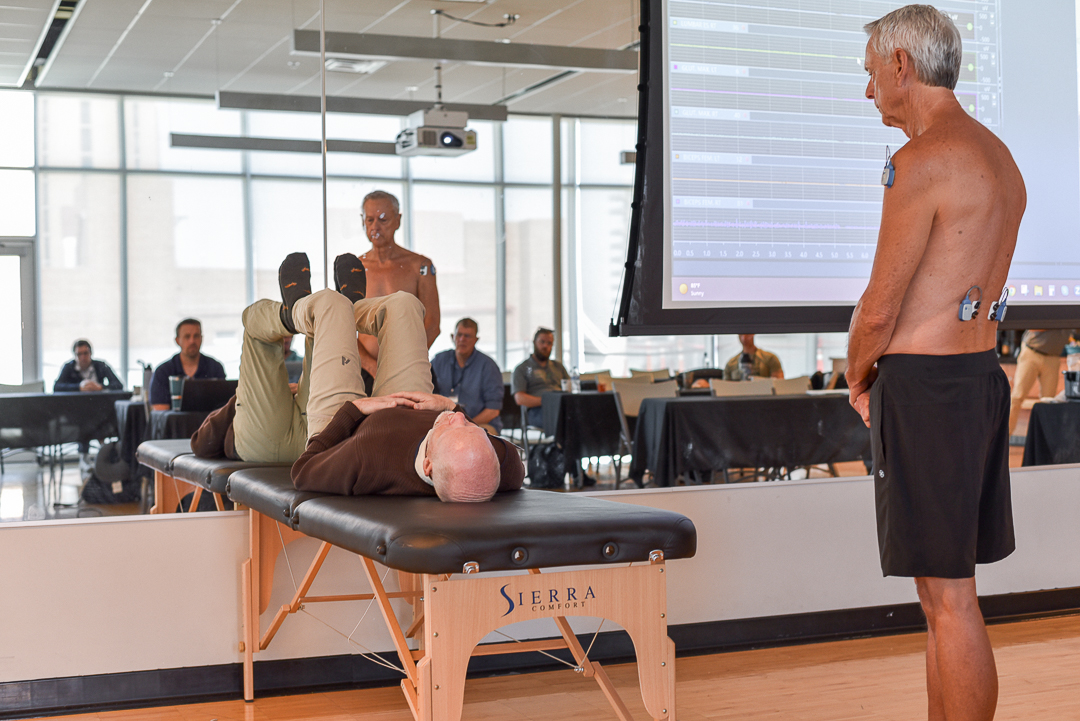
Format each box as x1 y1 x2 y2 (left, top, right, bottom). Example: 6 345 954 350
431 318 504 434
723 334 785 381
149 318 226 410
512 327 569 427
54 339 125 464
1008 329 1076 436
54 339 124 394
282 335 302 362
512 327 595 487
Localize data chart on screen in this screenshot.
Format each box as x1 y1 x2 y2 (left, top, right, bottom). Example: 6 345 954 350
664 0 1003 306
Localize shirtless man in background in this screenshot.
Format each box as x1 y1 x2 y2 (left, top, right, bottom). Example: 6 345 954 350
354 190 441 377
845 6 1025 721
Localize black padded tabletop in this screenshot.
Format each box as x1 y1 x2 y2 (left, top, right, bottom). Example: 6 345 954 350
294 489 697 575
136 439 193 474
171 455 291 494
227 466 332 529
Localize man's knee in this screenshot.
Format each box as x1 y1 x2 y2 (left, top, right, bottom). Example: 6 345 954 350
916 576 979 622
308 287 353 317
384 290 425 320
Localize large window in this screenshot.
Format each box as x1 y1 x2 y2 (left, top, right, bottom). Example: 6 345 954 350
38 172 123 383
11 85 842 388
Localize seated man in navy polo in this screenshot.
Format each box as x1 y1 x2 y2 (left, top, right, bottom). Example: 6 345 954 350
150 318 226 410
431 318 504 434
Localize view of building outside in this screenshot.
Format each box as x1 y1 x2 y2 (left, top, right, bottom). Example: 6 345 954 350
0 88 844 386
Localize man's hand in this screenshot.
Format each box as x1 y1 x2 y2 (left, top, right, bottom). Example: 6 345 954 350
846 364 878 407
352 396 411 415
289 382 299 395
389 391 457 412
852 391 871 428
79 380 103 392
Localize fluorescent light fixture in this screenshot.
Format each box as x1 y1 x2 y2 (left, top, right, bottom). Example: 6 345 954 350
324 58 387 74
170 133 397 155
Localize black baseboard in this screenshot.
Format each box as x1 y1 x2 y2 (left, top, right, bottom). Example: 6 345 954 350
4 586 1078 720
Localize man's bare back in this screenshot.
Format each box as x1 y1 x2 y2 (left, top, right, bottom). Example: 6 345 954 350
848 42 1025 405
876 109 1025 356
357 192 441 375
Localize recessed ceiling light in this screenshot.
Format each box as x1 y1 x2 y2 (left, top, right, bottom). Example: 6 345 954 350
287 60 301 69
324 58 387 74
617 97 628 103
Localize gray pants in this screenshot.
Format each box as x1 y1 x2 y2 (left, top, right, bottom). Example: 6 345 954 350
233 289 432 463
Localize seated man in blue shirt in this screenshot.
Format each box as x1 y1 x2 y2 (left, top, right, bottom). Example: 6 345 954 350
150 318 227 409
430 318 504 434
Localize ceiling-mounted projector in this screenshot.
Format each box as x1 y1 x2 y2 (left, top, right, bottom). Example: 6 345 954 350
395 108 476 157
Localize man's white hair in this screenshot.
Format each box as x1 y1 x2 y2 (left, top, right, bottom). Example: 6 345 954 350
864 5 962 90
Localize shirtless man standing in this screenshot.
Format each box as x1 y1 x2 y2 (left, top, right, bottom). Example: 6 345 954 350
354 190 440 378
846 6 1025 721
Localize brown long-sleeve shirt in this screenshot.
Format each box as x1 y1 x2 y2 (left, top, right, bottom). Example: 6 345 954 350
291 402 525 496
190 395 240 460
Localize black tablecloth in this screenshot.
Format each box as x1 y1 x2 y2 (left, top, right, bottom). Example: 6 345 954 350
0 391 132 450
630 394 871 486
115 399 151 480
150 410 210 442
541 391 624 460
1022 402 1080 466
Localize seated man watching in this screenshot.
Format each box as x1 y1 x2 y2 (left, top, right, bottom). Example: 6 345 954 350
150 318 226 410
55 338 125 464
511 327 569 427
192 252 522 503
54 339 124 393
723 334 785 381
431 318 504 434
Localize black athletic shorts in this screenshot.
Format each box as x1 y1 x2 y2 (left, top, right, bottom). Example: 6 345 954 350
869 350 1014 578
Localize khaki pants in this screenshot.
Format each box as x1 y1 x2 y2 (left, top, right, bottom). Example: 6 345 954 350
1008 343 1062 435
233 289 432 463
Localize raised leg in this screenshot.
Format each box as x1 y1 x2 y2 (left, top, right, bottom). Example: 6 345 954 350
353 291 432 397
233 299 308 463
291 289 367 436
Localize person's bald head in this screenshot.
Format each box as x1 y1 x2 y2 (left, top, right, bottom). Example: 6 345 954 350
423 411 500 502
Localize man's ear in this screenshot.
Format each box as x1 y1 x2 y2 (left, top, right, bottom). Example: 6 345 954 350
423 456 433 477
894 48 916 86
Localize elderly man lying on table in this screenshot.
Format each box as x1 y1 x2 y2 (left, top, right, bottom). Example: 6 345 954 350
192 251 523 502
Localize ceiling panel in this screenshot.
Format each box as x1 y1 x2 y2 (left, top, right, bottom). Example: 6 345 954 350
0 0 58 87
32 0 638 117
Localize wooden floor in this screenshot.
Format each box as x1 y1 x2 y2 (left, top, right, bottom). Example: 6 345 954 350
39 613 1080 720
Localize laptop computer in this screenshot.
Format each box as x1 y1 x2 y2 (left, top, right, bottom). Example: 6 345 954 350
179 378 238 412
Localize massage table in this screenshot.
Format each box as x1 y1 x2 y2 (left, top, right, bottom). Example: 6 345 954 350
136 439 289 514
227 466 697 721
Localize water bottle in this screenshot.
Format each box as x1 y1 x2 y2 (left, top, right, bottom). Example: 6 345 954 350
570 367 581 394
1067 343 1080 373
739 353 753 381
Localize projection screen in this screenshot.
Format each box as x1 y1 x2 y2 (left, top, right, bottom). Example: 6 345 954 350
612 0 1080 336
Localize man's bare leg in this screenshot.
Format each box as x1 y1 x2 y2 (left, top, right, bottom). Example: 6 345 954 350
915 577 997 721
